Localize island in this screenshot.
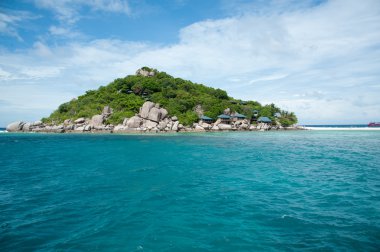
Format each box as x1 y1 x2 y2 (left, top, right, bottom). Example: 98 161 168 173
6 67 300 133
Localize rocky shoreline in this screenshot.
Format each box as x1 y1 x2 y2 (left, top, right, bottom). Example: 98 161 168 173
6 102 305 133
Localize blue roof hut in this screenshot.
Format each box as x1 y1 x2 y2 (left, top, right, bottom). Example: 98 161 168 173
217 114 231 124
200 115 214 123
258 116 272 123
231 113 247 121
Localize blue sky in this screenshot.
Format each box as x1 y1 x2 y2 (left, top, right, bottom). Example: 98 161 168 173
1 0 380 126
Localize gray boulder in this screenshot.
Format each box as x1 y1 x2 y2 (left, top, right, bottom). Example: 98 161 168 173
139 101 155 119
145 120 158 128
126 116 142 128
172 121 179 131
6 121 25 132
171 116 178 121
32 121 43 126
122 118 129 126
74 118 85 124
22 122 31 131
147 107 161 122
91 115 104 127
194 125 206 131
160 108 168 119
102 106 112 117
218 124 232 130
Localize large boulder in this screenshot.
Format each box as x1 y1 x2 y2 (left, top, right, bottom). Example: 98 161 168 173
147 107 161 122
21 122 31 131
211 125 219 131
91 115 104 127
126 116 142 128
122 118 129 126
74 118 85 124
139 101 155 119
114 124 126 131
218 124 232 130
102 106 112 118
144 120 158 128
32 121 43 126
136 68 156 77
194 125 206 132
6 121 25 132
160 108 168 119
172 121 179 131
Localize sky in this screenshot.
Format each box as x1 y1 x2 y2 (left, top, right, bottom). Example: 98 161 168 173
0 0 380 126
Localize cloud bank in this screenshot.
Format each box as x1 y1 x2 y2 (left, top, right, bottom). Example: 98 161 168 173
0 0 380 125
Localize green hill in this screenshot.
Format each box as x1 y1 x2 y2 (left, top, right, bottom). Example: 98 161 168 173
43 67 297 126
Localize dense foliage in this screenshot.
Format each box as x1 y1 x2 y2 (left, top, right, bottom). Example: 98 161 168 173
43 67 298 126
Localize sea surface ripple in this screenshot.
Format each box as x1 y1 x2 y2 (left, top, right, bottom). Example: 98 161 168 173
0 131 379 251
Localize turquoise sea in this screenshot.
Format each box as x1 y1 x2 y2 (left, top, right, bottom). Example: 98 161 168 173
0 131 379 251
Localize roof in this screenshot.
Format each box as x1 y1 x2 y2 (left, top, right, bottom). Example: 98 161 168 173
231 113 246 118
258 116 272 123
218 114 231 119
200 115 213 120
252 110 259 113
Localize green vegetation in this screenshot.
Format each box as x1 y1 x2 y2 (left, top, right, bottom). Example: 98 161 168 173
43 67 298 126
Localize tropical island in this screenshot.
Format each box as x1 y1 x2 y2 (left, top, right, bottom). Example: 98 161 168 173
6 67 299 133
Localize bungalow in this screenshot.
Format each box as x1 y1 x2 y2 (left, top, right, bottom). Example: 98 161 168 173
200 115 214 124
231 113 247 121
258 116 272 124
217 114 231 124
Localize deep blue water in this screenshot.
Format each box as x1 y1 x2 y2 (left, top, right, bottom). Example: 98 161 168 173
0 131 379 251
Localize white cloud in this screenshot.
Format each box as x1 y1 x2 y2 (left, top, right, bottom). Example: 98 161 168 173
1 0 380 126
0 9 37 40
34 0 131 24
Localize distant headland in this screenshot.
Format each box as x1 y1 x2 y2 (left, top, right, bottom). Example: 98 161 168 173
6 67 300 133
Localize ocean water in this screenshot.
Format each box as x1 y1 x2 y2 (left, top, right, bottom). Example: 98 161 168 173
0 131 379 251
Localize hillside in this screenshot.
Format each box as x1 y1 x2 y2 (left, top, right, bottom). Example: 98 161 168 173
43 67 297 126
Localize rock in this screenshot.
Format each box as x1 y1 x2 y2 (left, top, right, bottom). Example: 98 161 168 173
172 121 179 131
64 119 72 125
218 124 232 130
6 121 25 132
126 116 142 128
22 122 31 131
114 124 125 131
145 120 158 128
33 121 43 126
201 123 211 130
84 125 92 131
75 126 84 131
123 118 129 126
160 108 168 119
147 107 161 122
178 124 184 129
211 125 219 131
194 104 204 117
74 118 85 124
240 123 249 130
223 108 231 115
139 101 155 119
195 125 206 131
102 106 112 117
91 115 104 127
171 116 178 121
65 124 75 130
214 118 222 126
136 68 156 77
158 121 168 130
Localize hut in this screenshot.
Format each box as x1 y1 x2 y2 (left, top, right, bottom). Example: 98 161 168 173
258 116 272 124
231 113 246 121
200 115 214 124
217 114 231 124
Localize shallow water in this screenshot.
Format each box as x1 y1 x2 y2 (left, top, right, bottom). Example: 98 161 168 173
1 131 379 251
